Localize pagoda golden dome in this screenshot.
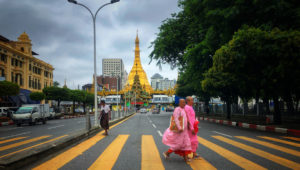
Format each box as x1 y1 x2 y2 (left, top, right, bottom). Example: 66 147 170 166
124 32 152 93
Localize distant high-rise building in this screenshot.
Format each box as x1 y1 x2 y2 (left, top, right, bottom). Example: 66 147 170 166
151 73 176 90
102 58 127 89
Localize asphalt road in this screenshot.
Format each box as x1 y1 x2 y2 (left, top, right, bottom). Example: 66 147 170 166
18 111 300 170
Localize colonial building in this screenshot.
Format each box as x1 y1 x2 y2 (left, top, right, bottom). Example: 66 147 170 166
0 32 54 92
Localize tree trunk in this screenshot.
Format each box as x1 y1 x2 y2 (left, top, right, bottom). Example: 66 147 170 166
226 101 231 120
205 99 210 115
72 100 75 114
263 98 270 115
284 94 294 115
57 100 61 112
83 102 86 113
273 96 281 124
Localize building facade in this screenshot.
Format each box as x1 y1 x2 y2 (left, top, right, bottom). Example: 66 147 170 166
0 33 54 92
151 73 176 90
97 75 120 91
102 58 127 89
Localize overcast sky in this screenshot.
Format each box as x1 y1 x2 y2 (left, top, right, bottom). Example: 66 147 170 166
0 0 180 89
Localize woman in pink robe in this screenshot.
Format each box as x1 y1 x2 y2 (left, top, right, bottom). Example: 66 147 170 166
185 96 200 159
162 99 192 162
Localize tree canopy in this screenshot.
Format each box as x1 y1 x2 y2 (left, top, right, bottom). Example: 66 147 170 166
29 92 45 102
0 81 20 96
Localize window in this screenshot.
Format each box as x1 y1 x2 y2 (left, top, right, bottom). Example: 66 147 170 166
15 60 18 67
29 64 31 71
29 76 31 88
21 47 24 52
11 58 14 66
20 61 22 68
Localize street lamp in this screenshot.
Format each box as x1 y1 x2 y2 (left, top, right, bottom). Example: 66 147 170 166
68 0 120 127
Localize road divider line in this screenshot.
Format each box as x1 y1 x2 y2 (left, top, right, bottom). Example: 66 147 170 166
141 135 165 170
258 136 300 147
157 130 162 137
212 131 232 138
152 124 157 128
48 125 65 130
33 114 135 170
236 136 300 157
0 135 51 152
0 136 28 145
0 135 68 159
213 136 300 169
1 132 31 139
197 136 266 170
88 135 129 170
282 136 300 142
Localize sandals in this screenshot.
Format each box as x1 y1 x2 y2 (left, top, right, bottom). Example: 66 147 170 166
162 152 170 160
193 153 201 160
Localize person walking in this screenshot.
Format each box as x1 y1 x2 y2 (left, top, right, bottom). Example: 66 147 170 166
162 99 192 162
185 96 200 159
99 100 111 135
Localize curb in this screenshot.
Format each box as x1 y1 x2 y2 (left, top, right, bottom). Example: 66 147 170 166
0 121 14 126
0 113 135 170
199 117 300 136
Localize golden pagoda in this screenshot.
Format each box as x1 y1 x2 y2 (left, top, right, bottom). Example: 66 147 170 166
124 31 152 93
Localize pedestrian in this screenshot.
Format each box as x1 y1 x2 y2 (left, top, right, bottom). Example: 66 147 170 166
185 96 200 159
99 100 111 135
162 99 192 162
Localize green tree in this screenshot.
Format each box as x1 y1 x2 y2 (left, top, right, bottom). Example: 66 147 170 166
53 81 60 87
43 86 70 109
29 92 45 102
70 90 85 114
0 81 20 97
150 0 300 108
202 27 300 123
82 92 94 113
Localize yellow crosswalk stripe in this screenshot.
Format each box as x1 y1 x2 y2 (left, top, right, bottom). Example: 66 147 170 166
0 136 50 152
33 114 135 170
258 136 300 147
213 136 300 170
141 135 164 170
236 136 300 157
0 137 27 145
197 136 266 170
188 156 217 170
0 135 68 159
282 136 300 142
88 135 129 170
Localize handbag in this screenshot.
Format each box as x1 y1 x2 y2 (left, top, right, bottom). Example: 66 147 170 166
169 111 184 132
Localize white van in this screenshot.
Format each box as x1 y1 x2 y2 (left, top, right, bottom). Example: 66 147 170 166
12 104 49 126
0 107 9 117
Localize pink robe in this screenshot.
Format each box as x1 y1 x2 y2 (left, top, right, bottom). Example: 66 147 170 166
185 105 198 152
162 107 191 152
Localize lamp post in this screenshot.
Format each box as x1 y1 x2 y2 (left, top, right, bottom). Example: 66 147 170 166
67 0 120 127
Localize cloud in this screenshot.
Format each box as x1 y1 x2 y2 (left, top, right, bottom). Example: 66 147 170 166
0 0 180 89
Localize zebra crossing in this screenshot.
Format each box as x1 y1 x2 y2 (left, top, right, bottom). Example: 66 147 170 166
1 133 298 169
0 116 299 169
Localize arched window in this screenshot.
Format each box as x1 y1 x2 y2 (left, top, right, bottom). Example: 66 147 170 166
21 47 24 52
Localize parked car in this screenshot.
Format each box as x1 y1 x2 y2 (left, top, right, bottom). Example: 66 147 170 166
166 106 174 112
75 108 84 114
12 104 49 126
152 108 160 114
0 107 9 117
49 108 56 119
140 108 147 114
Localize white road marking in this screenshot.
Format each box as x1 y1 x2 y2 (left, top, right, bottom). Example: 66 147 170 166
152 123 157 128
212 131 232 138
0 127 23 132
1 131 31 139
157 130 163 137
48 125 65 130
77 121 85 123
